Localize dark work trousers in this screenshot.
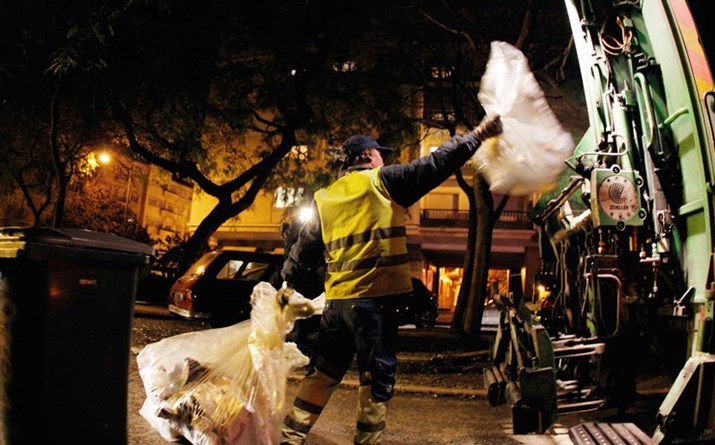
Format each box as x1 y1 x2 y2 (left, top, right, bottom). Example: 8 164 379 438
281 296 400 445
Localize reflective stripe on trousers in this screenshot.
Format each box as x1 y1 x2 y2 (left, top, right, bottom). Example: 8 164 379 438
280 372 388 445
355 384 387 444
281 369 338 445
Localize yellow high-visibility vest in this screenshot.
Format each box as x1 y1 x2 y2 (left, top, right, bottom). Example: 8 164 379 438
315 167 412 299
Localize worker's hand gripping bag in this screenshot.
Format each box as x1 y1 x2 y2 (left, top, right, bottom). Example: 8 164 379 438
475 41 575 195
136 281 325 445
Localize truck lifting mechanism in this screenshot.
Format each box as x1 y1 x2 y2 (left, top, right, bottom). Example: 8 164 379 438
486 1 714 443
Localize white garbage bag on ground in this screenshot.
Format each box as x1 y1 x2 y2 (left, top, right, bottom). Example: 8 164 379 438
137 282 325 445
475 40 575 196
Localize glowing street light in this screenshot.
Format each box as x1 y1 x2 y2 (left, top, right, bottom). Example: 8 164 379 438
97 152 112 165
82 151 112 173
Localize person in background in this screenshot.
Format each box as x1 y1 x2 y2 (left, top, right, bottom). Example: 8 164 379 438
280 217 326 357
278 114 503 444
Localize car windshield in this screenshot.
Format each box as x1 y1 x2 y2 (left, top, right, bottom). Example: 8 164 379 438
185 251 221 276
216 259 246 279
241 262 269 280
216 259 273 281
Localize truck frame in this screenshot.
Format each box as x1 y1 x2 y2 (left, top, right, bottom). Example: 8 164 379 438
486 1 714 443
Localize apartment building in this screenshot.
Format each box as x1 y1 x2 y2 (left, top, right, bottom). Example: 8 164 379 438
83 151 194 243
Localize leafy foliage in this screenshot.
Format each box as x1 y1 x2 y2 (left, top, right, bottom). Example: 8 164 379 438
1 0 578 283
0 0 117 226
62 185 154 245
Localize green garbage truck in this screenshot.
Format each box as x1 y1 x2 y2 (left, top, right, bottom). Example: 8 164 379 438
487 1 714 443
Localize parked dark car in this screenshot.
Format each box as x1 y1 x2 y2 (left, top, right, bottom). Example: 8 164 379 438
169 246 438 330
397 278 439 329
136 264 178 304
168 247 284 327
288 277 438 356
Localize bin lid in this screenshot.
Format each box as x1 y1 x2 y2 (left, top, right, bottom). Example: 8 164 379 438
0 227 156 257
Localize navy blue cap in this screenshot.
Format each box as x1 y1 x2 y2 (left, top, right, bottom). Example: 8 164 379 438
342 135 393 156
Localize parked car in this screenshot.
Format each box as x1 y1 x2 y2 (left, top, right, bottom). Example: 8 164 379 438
397 278 439 328
169 246 438 329
287 277 438 357
291 276 438 329
168 247 284 327
136 264 178 304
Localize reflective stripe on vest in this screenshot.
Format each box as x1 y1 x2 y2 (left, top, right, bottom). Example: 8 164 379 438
315 168 412 299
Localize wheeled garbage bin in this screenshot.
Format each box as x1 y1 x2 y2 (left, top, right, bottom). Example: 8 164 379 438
0 227 154 444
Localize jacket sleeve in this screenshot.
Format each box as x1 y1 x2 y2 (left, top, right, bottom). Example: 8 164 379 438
281 201 326 292
380 131 482 208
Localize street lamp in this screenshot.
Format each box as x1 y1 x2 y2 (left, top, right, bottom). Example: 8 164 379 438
91 149 135 234
123 160 134 234
97 152 111 166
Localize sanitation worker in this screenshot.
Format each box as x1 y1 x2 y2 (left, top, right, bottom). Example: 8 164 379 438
278 114 503 444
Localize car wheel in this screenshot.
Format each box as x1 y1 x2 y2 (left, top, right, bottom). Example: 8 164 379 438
415 310 436 329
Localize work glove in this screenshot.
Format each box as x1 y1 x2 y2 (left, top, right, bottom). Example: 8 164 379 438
276 281 296 306
474 114 503 142
276 281 315 319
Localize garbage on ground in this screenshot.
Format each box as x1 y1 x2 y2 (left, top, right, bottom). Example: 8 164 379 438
137 281 325 445
475 40 575 196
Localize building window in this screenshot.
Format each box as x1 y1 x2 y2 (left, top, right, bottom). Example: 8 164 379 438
425 111 456 122
290 145 309 161
333 61 357 72
430 65 453 79
274 187 304 208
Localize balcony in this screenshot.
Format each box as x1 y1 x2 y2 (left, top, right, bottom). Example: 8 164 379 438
419 209 534 230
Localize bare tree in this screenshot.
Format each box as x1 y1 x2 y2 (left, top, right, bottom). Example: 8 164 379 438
95 1 423 272
415 0 579 338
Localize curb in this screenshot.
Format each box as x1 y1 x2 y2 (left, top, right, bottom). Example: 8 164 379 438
134 303 172 318
287 373 487 398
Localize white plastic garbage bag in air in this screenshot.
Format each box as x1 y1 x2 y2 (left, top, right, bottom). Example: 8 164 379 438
475 40 575 195
136 282 325 445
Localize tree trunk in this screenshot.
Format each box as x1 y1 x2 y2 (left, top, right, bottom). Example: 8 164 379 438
462 173 494 338
451 169 476 329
